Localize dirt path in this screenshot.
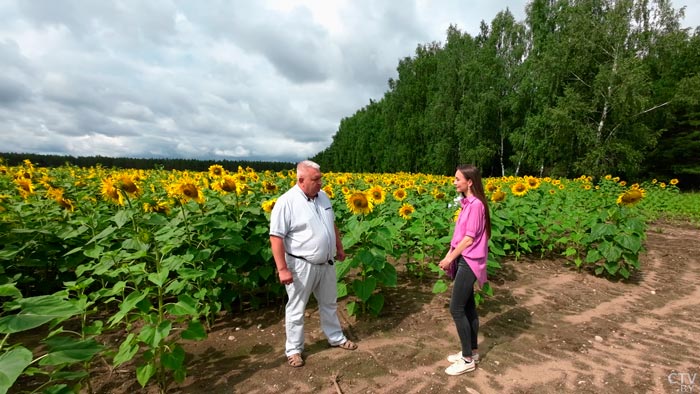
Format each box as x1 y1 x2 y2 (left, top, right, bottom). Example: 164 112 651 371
90 221 700 394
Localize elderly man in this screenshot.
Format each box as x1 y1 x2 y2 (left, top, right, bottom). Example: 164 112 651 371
269 160 357 368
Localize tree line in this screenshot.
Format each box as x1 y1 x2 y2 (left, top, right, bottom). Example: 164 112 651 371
312 0 700 187
0 152 295 173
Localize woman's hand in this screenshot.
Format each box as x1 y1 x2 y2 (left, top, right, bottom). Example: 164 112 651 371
438 258 452 271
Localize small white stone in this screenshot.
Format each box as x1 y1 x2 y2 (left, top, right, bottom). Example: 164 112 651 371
227 335 235 341
257 324 262 329
651 290 656 295
595 335 604 342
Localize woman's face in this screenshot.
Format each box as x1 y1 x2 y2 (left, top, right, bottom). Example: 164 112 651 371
454 170 472 194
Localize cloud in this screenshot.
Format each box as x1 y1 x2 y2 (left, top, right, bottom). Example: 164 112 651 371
0 0 696 163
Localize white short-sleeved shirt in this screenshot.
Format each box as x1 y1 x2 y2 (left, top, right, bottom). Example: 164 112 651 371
269 184 336 264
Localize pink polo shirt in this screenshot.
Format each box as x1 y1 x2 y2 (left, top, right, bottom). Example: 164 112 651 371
450 195 488 286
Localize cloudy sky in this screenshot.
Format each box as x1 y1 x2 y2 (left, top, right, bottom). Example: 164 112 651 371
0 1 697 163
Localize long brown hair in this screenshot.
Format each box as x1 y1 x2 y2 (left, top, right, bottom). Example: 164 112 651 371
457 164 491 239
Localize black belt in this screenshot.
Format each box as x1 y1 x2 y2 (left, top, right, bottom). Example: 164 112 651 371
286 252 334 265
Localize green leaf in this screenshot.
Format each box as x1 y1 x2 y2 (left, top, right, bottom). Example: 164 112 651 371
113 334 138 367
0 347 33 394
336 282 348 298
0 284 21 299
614 233 641 253
0 295 82 334
367 294 385 316
113 209 132 229
39 337 103 366
166 294 198 316
161 344 186 371
181 320 207 341
138 321 172 348
136 362 156 388
334 260 353 281
432 279 449 294
374 263 397 287
147 269 170 287
108 290 147 327
351 278 377 302
346 301 358 316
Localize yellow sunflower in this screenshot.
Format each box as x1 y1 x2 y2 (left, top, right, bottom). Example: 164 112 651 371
322 185 335 199
118 174 140 195
392 188 407 201
345 191 373 215
617 188 645 206
101 177 124 205
491 189 506 202
209 164 225 177
212 175 238 194
485 181 498 193
368 185 386 205
169 179 205 204
525 176 540 189
15 178 34 199
398 203 415 220
143 201 171 214
669 179 679 185
432 188 446 200
511 182 528 197
262 198 277 213
262 181 279 194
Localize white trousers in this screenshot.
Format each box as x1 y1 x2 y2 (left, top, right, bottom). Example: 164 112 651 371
285 257 346 356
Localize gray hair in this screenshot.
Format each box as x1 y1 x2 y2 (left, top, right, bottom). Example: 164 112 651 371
296 160 320 180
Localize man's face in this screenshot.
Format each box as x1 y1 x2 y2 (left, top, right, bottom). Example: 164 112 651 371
299 168 323 198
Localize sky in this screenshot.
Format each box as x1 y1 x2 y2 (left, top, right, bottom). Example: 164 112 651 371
0 1 698 163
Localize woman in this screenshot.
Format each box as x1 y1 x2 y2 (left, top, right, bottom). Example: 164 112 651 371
438 164 491 376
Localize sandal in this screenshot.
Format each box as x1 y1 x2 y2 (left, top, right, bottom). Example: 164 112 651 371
334 339 358 351
287 353 304 367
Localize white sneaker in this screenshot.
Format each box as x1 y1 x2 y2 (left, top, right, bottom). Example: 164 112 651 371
447 352 480 364
445 357 476 376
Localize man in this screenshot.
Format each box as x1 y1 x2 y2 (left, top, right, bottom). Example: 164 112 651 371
269 160 357 368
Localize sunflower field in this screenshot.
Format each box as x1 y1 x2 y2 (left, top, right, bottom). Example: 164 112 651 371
0 159 696 393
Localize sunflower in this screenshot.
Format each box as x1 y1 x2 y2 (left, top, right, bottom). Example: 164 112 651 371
47 187 74 212
143 201 171 214
485 181 498 193
345 191 373 215
322 185 335 199
210 175 237 195
549 189 556 195
491 189 506 202
14 178 34 199
118 174 140 195
398 203 415 220
392 188 407 201
659 182 666 189
669 178 679 185
262 181 279 194
209 164 225 177
619 180 627 186
525 176 541 189
169 179 205 204
617 188 645 206
432 188 446 200
368 185 386 205
101 177 124 205
262 198 277 213
453 207 461 222
511 182 528 197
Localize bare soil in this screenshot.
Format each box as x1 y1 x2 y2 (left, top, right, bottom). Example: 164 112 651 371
25 221 700 393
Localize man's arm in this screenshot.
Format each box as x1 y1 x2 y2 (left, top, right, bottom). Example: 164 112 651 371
334 223 346 262
270 235 293 284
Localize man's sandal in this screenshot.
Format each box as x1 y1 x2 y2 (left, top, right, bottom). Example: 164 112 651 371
333 339 358 351
287 353 304 367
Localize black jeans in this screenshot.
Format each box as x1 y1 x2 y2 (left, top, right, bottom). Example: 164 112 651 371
449 256 479 358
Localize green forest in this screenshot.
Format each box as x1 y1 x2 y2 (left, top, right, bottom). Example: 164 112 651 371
312 0 700 187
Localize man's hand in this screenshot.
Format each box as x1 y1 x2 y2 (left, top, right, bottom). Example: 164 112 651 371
278 268 293 285
336 249 346 262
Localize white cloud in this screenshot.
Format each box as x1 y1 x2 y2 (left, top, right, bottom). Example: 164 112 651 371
0 0 696 163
